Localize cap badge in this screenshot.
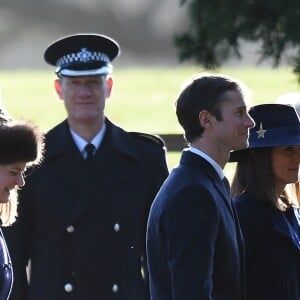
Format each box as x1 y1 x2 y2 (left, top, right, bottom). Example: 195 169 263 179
79 48 92 62
256 122 267 139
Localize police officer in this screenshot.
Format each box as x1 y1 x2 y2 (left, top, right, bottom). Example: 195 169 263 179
3 33 169 300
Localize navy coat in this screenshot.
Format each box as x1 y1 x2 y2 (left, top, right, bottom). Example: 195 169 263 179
146 151 245 300
0 229 12 300
235 193 300 300
3 119 169 300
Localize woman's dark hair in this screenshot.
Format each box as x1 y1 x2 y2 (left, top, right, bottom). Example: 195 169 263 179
176 73 246 143
0 117 44 226
231 147 297 210
0 120 44 166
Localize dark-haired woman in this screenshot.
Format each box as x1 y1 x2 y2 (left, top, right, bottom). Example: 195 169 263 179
230 103 300 300
0 110 44 300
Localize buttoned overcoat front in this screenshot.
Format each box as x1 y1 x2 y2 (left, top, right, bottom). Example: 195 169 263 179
3 118 168 300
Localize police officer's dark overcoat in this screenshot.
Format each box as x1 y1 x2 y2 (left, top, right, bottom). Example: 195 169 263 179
4 118 169 300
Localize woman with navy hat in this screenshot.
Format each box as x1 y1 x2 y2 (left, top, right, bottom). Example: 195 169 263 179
0 109 44 300
230 103 300 300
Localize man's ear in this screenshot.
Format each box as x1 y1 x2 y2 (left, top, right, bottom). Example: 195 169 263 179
106 76 113 98
198 110 213 128
54 79 63 99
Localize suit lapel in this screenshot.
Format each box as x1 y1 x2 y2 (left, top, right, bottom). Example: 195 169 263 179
270 209 300 251
180 150 246 297
180 151 235 218
45 120 140 224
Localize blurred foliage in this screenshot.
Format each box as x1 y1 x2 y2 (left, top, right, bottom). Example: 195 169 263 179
175 0 300 82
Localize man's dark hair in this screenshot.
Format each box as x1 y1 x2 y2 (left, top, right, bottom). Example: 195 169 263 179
176 74 244 143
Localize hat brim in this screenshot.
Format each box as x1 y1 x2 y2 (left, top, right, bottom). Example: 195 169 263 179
229 135 300 162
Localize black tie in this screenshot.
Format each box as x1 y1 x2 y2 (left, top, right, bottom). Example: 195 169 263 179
85 143 95 163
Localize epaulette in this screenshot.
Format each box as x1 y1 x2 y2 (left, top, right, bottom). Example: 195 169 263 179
129 132 165 146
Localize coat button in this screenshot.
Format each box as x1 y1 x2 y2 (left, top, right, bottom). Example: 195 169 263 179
112 284 118 293
64 283 73 292
66 225 75 233
3 264 11 271
113 223 120 232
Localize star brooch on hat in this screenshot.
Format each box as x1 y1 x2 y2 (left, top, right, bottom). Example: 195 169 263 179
256 122 267 138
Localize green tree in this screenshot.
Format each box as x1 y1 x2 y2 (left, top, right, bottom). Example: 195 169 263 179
175 0 300 81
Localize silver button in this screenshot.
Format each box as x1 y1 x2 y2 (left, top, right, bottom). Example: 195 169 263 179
66 225 75 233
113 223 120 232
64 283 73 292
112 284 118 293
3 264 11 271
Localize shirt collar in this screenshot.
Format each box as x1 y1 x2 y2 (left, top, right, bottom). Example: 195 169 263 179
70 123 106 155
188 146 224 179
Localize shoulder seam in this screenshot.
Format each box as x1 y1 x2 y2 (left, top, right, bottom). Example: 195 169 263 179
129 132 165 146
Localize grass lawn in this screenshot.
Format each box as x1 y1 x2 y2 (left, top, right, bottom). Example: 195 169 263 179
0 66 299 177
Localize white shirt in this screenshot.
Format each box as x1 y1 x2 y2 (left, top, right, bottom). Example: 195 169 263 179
70 124 106 158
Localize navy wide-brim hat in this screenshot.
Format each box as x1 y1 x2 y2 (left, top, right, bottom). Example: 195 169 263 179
230 103 300 162
44 33 120 77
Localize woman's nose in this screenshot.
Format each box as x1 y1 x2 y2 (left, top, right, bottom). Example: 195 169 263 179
16 173 25 188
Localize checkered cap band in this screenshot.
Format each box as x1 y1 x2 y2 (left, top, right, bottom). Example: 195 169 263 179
56 48 110 68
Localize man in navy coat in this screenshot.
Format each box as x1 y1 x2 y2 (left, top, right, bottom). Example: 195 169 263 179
146 74 255 299
3 33 169 300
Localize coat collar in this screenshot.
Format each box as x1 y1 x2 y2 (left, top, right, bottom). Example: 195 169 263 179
180 150 221 181
180 151 235 218
41 119 142 225
44 118 139 162
270 208 300 251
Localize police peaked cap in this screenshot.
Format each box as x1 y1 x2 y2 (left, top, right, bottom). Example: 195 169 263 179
230 103 300 162
44 33 120 77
